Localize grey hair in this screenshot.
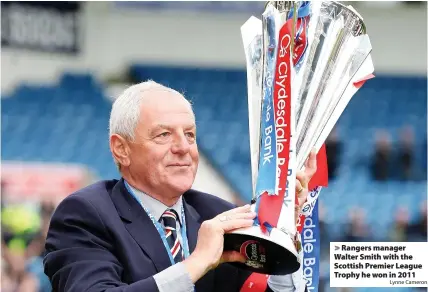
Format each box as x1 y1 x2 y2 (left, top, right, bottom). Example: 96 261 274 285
109 80 179 141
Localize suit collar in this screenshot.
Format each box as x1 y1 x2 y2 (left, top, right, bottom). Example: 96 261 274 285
111 179 171 272
182 196 201 253
111 179 202 270
126 182 184 225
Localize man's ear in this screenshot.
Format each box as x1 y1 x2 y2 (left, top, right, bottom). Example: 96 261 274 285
110 134 131 167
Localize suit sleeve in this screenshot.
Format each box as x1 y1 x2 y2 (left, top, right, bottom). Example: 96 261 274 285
44 195 159 292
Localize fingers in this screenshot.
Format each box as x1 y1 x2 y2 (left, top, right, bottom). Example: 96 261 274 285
304 149 317 178
200 218 253 235
221 251 246 264
295 204 301 219
295 174 305 190
297 188 308 208
218 211 256 222
295 205 303 225
297 150 317 189
231 212 257 220
221 204 252 217
294 188 308 224
295 175 309 213
295 179 307 200
221 217 255 232
220 210 256 231
205 210 256 234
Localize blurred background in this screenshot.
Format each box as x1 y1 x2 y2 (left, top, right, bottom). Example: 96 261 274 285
1 1 427 292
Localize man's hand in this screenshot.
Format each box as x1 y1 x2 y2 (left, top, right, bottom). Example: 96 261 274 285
183 204 256 283
295 150 317 223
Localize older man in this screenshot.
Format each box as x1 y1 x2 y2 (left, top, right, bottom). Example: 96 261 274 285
44 81 316 292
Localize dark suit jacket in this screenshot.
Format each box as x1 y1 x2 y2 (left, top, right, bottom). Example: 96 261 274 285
44 178 265 292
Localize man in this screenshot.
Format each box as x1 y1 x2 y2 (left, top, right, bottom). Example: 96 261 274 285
43 81 317 292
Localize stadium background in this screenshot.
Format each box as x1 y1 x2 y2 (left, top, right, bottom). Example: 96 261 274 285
1 1 427 292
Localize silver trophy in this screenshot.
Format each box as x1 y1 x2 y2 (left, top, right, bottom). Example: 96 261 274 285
223 1 374 275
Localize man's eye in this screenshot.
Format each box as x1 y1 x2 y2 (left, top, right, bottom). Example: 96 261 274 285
186 132 196 139
158 132 170 138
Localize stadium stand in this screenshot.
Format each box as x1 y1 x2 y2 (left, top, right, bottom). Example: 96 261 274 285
2 66 426 244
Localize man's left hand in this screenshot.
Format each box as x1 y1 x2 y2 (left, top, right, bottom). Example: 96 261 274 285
294 150 317 224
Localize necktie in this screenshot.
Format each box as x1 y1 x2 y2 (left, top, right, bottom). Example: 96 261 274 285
160 209 183 263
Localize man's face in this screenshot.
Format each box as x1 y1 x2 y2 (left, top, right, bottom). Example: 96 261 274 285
127 90 199 198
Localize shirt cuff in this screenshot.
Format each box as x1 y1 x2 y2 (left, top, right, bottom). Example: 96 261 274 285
268 238 306 292
153 262 194 292
268 274 295 292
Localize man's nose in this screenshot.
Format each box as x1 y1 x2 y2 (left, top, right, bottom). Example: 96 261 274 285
171 133 190 154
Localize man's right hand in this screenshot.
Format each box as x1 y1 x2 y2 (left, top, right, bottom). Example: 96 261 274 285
183 204 256 283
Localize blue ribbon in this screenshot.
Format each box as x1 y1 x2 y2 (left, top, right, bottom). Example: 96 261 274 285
292 3 320 291
254 7 279 232
288 3 321 291
124 181 191 264
301 198 320 292
291 1 311 72
287 1 311 19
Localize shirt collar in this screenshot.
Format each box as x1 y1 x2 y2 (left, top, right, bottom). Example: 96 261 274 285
127 183 183 225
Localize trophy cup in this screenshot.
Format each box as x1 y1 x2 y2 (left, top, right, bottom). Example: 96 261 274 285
223 1 375 275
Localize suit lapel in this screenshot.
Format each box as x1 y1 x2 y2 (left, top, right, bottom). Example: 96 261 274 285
182 196 201 253
110 179 172 272
182 195 216 292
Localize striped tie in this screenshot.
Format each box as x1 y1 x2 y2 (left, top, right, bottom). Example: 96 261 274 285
160 209 183 263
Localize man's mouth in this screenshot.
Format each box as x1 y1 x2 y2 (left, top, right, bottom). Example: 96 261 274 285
168 164 191 167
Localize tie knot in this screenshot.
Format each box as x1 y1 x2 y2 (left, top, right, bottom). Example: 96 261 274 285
161 209 179 229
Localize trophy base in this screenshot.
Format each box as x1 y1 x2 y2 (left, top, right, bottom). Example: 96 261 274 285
224 225 300 275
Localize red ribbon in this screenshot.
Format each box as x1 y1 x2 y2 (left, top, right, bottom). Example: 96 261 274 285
240 273 269 292
297 144 329 234
293 17 309 66
257 18 294 232
308 144 329 191
353 74 375 89
257 15 313 232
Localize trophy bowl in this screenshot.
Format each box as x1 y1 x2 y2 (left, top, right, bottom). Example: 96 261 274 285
224 225 300 275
